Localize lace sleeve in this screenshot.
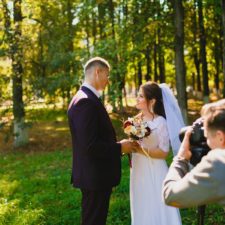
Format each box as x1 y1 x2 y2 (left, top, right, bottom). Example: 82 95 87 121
157 118 170 152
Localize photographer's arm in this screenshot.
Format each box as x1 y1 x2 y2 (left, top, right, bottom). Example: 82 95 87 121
163 151 224 208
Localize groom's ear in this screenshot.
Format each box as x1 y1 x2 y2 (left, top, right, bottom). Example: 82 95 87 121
95 67 101 78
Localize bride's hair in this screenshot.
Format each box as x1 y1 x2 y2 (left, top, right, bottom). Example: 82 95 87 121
141 81 166 119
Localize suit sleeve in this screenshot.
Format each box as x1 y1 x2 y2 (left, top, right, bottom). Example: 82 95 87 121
162 151 224 208
71 98 121 159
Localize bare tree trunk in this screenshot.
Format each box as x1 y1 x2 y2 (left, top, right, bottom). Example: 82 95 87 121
137 61 142 88
158 45 165 83
221 0 225 97
214 38 220 96
13 0 28 147
192 72 196 91
2 0 28 147
157 14 165 83
98 3 106 39
174 0 188 123
92 12 97 46
85 14 90 57
193 1 201 92
197 0 209 102
153 38 158 82
145 45 151 81
65 0 74 105
212 10 221 97
108 0 123 111
194 52 201 92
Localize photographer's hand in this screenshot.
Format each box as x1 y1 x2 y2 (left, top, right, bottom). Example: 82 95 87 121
177 126 192 161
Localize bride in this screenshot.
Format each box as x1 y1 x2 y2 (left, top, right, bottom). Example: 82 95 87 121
130 81 184 225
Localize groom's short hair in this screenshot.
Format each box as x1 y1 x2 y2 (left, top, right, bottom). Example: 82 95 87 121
84 57 110 73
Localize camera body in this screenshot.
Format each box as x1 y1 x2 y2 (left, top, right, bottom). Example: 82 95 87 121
179 120 210 166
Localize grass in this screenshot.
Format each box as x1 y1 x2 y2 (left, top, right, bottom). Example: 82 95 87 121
0 107 224 225
1 148 224 225
0 149 79 225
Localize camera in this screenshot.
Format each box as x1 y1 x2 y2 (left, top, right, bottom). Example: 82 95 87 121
179 119 210 166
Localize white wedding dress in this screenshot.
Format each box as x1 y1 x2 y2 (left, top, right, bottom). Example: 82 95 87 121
130 116 182 225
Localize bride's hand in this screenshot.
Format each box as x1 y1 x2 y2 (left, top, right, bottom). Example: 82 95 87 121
133 141 143 153
120 139 140 154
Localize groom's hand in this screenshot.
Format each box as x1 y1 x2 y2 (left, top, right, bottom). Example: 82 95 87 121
120 139 139 154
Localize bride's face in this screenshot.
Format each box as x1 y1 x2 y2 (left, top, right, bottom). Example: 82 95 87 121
136 89 148 110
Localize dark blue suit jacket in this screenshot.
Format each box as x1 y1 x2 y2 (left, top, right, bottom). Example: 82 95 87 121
68 86 121 190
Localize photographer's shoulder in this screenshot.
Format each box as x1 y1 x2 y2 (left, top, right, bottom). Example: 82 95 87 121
203 149 225 168
208 148 225 155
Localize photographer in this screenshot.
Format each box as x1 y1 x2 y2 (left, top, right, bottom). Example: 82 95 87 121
162 99 225 208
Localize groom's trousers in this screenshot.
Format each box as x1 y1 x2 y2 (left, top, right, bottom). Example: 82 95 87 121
81 188 112 225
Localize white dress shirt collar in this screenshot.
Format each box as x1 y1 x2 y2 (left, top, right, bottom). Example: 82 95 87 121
82 82 101 98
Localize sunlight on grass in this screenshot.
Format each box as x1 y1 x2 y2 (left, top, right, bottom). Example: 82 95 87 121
55 127 69 132
0 199 20 223
0 198 45 225
0 179 19 197
15 208 45 225
44 126 56 130
54 116 66 122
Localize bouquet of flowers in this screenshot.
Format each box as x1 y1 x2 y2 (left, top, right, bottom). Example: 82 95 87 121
123 116 152 166
123 117 151 140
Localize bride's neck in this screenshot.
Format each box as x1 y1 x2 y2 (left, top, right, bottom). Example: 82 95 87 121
141 110 155 121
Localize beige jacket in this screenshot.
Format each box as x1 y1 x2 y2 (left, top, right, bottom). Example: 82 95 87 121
163 149 225 208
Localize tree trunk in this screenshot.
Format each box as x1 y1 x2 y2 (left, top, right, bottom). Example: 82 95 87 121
197 0 209 102
174 0 188 123
192 72 196 91
193 1 201 92
66 0 74 105
153 39 158 82
137 61 142 88
98 3 106 39
145 45 151 81
108 0 123 111
194 52 201 92
158 43 165 83
12 0 28 147
133 58 138 96
157 9 165 83
214 38 220 96
92 12 97 46
221 0 225 97
85 14 90 57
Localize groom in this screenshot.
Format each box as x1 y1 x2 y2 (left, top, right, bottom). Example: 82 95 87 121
68 57 136 225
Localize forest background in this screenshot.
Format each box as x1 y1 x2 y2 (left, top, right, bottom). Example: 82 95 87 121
0 0 225 224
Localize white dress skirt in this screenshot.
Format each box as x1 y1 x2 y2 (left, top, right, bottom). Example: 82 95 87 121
130 116 182 225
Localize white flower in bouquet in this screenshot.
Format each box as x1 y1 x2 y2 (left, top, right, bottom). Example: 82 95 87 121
123 117 151 140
